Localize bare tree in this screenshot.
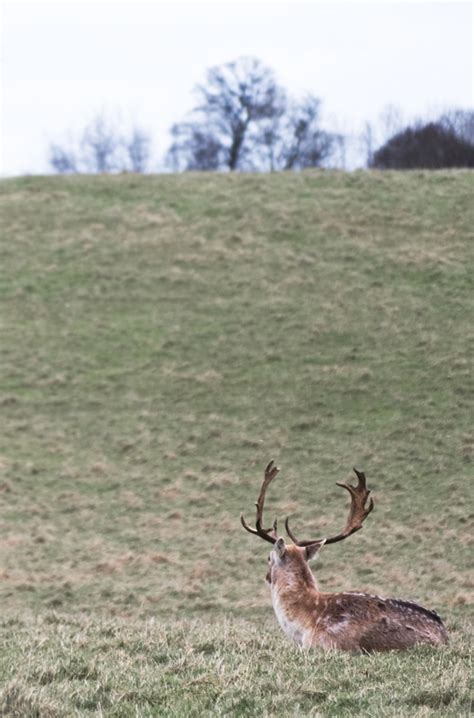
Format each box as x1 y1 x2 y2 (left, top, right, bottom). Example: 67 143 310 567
167 57 286 171
167 123 223 172
49 143 78 174
438 109 474 146
378 104 404 144
257 95 337 171
283 96 336 169
360 121 375 167
49 114 153 174
202 57 285 170
330 133 347 170
80 115 121 173
122 128 152 173
252 92 287 171
358 105 404 168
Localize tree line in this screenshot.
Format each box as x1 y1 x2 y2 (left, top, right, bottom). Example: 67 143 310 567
49 57 474 174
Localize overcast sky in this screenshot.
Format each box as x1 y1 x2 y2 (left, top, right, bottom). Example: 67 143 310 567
1 0 472 176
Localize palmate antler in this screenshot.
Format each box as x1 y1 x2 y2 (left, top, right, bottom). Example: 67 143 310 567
241 463 374 548
285 469 374 547
240 461 280 544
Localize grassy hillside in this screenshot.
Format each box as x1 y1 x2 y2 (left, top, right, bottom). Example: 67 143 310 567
0 171 472 715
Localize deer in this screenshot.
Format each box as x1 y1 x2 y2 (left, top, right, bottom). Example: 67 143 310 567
241 461 448 652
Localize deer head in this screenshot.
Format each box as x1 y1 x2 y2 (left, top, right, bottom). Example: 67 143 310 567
240 460 374 583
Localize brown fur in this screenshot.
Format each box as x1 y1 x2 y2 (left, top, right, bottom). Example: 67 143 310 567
267 543 448 652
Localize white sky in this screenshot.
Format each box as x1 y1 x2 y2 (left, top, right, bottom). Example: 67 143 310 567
1 0 473 175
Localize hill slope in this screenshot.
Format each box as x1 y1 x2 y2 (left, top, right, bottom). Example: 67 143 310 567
0 171 472 715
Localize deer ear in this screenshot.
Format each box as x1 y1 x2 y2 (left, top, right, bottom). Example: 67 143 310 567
275 537 286 558
305 539 326 561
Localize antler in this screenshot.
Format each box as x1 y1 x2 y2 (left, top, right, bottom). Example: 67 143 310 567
285 468 374 547
240 461 280 545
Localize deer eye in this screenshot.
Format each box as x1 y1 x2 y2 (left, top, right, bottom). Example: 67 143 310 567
267 555 271 562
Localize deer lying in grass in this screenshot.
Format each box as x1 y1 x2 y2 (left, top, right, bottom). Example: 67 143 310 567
241 462 448 652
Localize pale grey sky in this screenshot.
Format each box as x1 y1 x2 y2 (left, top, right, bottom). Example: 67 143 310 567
1 0 473 175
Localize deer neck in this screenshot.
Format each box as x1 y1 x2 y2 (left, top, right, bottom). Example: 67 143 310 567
271 561 319 603
270 562 321 647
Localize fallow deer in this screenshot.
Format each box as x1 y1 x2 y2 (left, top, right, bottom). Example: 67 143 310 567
241 461 448 652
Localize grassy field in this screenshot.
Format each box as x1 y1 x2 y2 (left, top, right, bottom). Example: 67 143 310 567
0 170 472 715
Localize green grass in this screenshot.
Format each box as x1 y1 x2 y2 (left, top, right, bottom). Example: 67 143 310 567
0 170 472 715
0 614 472 717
